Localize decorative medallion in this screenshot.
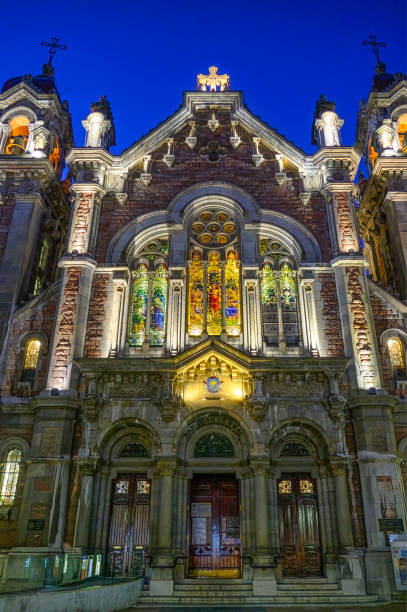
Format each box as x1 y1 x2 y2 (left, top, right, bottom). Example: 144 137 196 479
205 376 221 393
200 141 227 163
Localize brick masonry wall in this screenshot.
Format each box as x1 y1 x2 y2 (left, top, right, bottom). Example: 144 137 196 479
370 296 407 394
96 119 332 262
2 286 58 396
318 273 344 357
84 273 110 358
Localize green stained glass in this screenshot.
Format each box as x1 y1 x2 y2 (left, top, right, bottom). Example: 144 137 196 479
150 264 168 346
194 433 234 457
261 263 276 304
280 263 296 305
129 263 148 346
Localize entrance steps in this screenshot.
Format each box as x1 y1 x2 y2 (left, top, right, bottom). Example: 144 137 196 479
136 577 379 607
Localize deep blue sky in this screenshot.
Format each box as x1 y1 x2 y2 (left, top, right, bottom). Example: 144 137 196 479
1 0 406 156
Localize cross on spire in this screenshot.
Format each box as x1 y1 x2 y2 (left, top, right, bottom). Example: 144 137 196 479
41 37 67 67
362 35 386 63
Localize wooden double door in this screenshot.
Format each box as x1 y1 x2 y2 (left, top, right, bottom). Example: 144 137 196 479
188 474 241 578
108 474 151 576
278 474 322 577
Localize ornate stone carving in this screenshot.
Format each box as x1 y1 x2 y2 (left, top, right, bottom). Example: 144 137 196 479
346 267 375 388
252 137 264 167
323 394 347 421
163 138 175 167
186 121 197 149
51 267 81 388
230 121 241 149
335 192 357 253
200 141 227 163
196 66 230 92
184 412 245 440
71 193 92 253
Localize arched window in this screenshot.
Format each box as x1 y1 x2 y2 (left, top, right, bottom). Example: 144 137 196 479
396 113 407 153
387 337 406 378
188 209 241 337
20 338 41 385
33 237 51 296
5 115 30 155
0 449 22 506
259 239 299 348
128 238 169 347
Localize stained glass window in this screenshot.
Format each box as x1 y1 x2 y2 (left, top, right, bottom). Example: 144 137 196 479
188 250 204 336
150 264 168 346
278 480 292 495
387 338 406 375
206 251 222 336
0 449 21 506
194 433 234 457
129 263 149 346
225 249 241 336
261 263 278 347
20 338 41 384
280 263 299 347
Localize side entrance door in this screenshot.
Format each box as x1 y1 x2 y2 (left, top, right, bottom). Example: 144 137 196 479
278 474 322 577
188 474 241 578
108 474 151 576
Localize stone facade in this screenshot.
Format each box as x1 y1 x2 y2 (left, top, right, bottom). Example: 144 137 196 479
0 63 406 605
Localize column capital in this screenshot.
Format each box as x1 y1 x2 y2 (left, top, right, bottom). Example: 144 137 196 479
76 458 100 476
250 457 270 476
155 460 177 477
329 459 348 476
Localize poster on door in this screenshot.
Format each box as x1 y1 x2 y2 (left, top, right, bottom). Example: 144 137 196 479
389 534 407 590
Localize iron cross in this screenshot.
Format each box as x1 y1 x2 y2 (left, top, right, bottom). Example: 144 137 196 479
41 37 67 65
362 35 386 63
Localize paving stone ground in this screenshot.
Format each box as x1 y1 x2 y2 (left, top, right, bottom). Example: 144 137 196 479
126 604 407 612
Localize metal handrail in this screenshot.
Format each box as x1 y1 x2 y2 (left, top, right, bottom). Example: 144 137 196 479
241 553 280 569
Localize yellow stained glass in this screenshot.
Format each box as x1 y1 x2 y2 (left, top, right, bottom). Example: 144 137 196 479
225 249 241 336
278 480 292 494
387 338 405 370
0 449 21 506
23 339 41 370
280 263 296 305
188 250 204 336
300 479 314 494
206 251 222 335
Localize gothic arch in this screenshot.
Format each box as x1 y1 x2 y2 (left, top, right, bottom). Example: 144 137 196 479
174 408 254 460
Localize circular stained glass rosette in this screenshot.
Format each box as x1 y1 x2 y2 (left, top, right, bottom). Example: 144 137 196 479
200 212 212 222
223 223 235 233
192 222 204 233
215 212 228 222
199 234 212 245
216 234 228 244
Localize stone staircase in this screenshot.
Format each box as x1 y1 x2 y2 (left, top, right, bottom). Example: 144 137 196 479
136 577 379 607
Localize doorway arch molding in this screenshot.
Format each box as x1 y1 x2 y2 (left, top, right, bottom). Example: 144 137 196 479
98 417 161 461
174 408 254 459
266 417 331 462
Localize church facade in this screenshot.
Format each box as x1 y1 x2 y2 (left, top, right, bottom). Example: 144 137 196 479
0 60 406 605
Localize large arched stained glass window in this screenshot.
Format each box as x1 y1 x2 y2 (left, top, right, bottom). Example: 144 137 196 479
0 449 22 506
188 209 241 338
128 238 169 348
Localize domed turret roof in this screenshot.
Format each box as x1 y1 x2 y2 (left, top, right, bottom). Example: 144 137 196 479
1 64 58 95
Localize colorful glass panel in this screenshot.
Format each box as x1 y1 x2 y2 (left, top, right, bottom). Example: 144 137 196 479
261 263 278 347
206 251 222 335
224 249 241 336
150 264 167 346
300 480 314 494
280 263 296 305
194 433 234 457
387 338 405 372
188 250 204 336
280 263 299 347
0 449 21 506
23 339 41 370
278 480 292 495
129 263 148 346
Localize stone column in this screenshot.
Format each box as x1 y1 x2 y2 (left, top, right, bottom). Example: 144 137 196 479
0 123 11 153
330 460 354 549
73 460 97 550
149 461 176 597
250 458 277 596
300 276 319 356
166 273 184 355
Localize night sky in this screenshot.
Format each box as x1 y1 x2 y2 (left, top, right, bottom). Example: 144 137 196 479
1 0 406 157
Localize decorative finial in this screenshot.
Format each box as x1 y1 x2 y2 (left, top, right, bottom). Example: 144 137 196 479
362 35 386 64
40 37 67 75
196 66 230 92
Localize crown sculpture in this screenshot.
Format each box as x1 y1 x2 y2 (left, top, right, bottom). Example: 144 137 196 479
196 66 230 91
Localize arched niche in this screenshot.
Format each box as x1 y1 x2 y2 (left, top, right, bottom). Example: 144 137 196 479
267 418 330 463
175 409 252 461
98 419 161 462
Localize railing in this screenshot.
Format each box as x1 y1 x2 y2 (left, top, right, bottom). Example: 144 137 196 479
0 550 145 595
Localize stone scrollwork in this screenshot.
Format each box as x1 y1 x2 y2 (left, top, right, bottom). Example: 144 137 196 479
244 372 268 422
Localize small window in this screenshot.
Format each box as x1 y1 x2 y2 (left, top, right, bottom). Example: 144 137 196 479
397 114 407 153
5 115 30 155
0 449 22 506
387 337 406 378
20 338 41 385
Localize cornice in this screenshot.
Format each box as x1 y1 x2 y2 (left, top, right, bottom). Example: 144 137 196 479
367 279 407 314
